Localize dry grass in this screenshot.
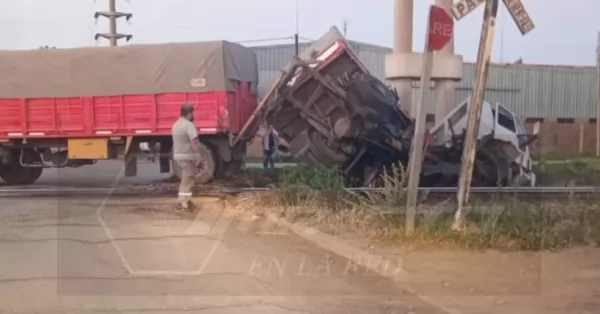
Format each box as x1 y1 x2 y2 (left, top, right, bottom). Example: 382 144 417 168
228 164 600 251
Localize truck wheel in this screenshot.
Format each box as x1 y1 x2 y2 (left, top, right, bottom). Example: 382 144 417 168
209 143 244 179
306 128 348 167
0 149 43 185
172 141 216 185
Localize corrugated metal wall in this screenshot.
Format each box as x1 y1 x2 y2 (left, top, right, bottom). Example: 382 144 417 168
252 41 598 118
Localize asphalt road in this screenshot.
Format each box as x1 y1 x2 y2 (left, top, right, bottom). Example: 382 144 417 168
35 160 170 187
0 196 448 313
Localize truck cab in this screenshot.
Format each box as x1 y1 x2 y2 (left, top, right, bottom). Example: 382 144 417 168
427 97 538 187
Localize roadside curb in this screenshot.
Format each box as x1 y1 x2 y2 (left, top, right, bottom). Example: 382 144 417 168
266 213 463 314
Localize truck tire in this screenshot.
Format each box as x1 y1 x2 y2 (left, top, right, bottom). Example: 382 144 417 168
0 149 43 185
171 141 216 185
306 128 348 167
212 141 245 179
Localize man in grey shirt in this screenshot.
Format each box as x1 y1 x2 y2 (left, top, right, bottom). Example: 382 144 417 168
172 103 204 211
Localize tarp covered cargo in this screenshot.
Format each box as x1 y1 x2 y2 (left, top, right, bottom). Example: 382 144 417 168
0 41 259 98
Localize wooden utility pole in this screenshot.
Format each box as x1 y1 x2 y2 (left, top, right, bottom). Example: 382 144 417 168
451 0 535 230
453 0 500 230
405 18 434 237
405 5 454 235
596 32 600 157
94 0 133 46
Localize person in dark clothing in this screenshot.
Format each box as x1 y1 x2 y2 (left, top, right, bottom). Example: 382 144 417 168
261 125 277 169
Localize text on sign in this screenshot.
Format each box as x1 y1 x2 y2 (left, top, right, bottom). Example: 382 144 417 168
431 22 453 37
451 0 485 20
502 0 535 35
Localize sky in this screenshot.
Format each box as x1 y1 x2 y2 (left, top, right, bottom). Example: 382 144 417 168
0 0 598 66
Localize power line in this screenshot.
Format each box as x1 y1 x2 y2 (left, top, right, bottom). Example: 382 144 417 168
94 0 133 46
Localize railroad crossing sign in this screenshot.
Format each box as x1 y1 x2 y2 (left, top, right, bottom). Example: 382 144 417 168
451 0 535 35
428 5 455 51
447 0 536 231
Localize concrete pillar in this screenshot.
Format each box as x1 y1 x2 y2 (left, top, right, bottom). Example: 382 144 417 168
385 0 463 119
433 0 458 124
393 0 413 53
387 0 414 116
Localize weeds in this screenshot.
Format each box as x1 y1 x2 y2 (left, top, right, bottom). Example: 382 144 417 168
231 163 600 251
349 163 426 211
277 165 345 190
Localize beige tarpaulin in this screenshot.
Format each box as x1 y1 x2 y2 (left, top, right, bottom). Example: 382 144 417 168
0 41 258 98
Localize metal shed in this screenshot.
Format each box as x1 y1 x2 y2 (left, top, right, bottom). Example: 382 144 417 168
252 41 597 118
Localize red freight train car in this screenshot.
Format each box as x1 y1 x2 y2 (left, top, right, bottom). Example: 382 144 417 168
0 41 259 185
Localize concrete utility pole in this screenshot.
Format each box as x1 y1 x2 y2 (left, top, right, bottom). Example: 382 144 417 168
94 0 133 46
596 32 600 157
293 0 300 56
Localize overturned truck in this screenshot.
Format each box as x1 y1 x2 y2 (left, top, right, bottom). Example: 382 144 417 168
261 27 538 187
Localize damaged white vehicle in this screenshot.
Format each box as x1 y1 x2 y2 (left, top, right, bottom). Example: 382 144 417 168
422 97 539 187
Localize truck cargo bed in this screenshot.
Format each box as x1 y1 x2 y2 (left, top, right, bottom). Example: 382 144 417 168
0 82 257 138
0 41 259 139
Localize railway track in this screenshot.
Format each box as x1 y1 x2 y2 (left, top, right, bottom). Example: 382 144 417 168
1 185 599 199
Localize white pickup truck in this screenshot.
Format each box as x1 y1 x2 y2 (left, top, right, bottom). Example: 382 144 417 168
424 97 539 187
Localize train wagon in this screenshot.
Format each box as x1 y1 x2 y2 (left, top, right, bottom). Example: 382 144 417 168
0 41 259 185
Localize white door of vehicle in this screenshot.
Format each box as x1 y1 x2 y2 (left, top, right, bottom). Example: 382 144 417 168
514 115 528 154
513 114 535 181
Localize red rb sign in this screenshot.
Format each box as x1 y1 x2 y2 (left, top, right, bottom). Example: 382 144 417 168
428 5 454 52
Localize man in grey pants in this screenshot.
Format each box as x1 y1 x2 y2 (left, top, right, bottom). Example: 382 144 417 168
172 103 204 212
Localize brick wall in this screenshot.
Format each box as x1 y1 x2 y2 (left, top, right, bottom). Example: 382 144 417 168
525 117 598 155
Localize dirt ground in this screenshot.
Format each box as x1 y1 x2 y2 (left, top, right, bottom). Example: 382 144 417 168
0 194 598 313
318 230 600 314
226 203 600 314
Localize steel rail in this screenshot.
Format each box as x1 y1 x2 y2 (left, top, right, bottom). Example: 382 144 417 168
351 186 600 193
0 186 599 199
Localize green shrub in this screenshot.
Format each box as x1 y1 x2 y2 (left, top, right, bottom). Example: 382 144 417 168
535 159 600 186
277 165 345 190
